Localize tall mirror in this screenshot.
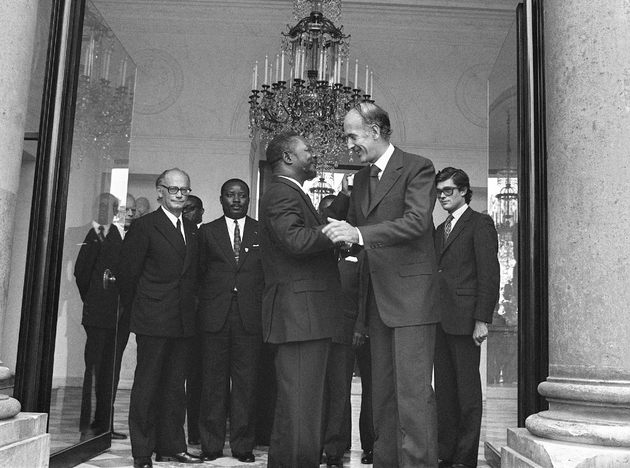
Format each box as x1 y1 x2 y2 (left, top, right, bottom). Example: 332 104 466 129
485 17 518 462
49 0 136 454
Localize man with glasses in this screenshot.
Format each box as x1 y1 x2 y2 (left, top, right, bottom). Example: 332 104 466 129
182 194 205 447
323 103 439 467
118 168 201 468
434 167 499 468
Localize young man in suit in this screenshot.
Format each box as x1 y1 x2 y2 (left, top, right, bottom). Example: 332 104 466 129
434 167 500 468
117 168 201 468
323 103 439 468
197 179 263 463
260 131 341 468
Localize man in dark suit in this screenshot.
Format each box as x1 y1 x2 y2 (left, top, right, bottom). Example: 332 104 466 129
260 131 341 468
117 168 201 468
434 167 500 468
75 193 126 439
197 179 263 463
182 194 204 446
323 103 439 467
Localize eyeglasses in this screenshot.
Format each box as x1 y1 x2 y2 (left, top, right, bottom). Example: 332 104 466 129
436 186 459 197
159 185 192 195
182 205 204 213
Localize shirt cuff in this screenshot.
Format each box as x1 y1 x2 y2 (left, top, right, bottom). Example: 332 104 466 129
356 227 364 246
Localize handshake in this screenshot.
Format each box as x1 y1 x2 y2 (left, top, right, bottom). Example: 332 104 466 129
322 218 359 247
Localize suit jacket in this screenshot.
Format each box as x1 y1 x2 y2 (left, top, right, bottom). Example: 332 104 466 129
197 215 264 334
259 176 341 344
117 207 198 338
347 146 439 328
74 225 123 328
434 207 500 335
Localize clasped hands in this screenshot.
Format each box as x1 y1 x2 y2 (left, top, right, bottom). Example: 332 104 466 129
322 218 359 247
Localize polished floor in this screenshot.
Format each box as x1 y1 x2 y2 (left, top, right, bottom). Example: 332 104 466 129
65 380 515 468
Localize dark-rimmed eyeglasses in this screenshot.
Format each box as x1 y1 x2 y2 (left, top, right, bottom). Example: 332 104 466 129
436 186 459 197
182 205 204 213
159 185 192 195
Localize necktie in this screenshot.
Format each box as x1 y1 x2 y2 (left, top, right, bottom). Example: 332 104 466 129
369 165 381 204
444 214 454 242
233 220 241 263
97 225 105 242
176 218 185 244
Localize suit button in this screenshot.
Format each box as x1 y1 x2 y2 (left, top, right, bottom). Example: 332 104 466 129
438 269 442 273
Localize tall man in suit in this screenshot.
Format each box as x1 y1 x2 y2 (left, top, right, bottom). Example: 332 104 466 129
117 168 201 468
323 103 439 468
197 179 263 463
434 167 499 468
75 193 126 439
260 131 341 468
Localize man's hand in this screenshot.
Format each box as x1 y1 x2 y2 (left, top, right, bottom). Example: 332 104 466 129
322 218 359 244
473 320 488 347
352 332 366 349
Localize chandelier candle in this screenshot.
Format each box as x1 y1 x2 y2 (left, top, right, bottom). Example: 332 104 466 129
248 0 377 170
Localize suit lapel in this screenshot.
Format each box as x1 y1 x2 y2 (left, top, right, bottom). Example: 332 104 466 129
443 207 472 252
276 177 322 223
354 167 371 218
154 208 186 259
212 217 238 268
182 218 195 273
238 217 256 268
367 148 403 216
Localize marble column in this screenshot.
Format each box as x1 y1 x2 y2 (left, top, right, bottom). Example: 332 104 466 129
503 0 630 465
0 0 40 416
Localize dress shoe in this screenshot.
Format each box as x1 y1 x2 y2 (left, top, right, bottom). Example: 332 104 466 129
233 451 255 463
111 431 127 440
327 454 343 467
438 461 454 468
360 451 373 464
155 452 202 463
133 457 152 468
200 451 223 461
187 438 200 445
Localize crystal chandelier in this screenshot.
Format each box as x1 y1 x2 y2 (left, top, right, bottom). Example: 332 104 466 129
73 1 135 170
248 0 376 170
495 110 518 230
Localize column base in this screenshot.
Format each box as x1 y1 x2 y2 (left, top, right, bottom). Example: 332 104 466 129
0 412 50 468
502 428 630 468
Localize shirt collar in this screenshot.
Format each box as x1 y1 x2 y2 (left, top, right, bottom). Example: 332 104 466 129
372 143 395 174
279 175 309 194
160 205 182 227
450 203 469 222
92 220 111 235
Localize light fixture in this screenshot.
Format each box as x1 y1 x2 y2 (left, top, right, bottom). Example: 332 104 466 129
73 1 135 170
495 110 518 230
248 0 376 170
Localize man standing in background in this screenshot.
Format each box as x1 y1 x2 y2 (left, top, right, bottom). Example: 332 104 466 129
323 103 439 468
197 179 263 463
118 168 201 468
135 197 151 218
182 194 205 446
434 167 499 468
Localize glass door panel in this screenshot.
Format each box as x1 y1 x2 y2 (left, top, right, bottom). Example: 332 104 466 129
485 16 519 463
49 0 136 456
